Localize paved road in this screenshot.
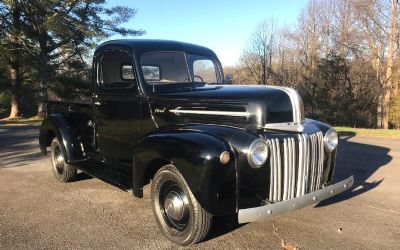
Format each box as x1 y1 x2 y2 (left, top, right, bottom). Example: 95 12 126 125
0 125 399 249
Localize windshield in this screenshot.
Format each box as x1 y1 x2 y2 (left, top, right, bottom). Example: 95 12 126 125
140 52 220 85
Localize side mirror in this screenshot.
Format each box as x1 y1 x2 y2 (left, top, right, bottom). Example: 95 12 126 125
224 73 233 84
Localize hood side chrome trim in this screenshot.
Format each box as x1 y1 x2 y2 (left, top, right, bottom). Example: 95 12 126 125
170 108 252 117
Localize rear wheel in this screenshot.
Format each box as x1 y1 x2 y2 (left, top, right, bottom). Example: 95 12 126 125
50 137 76 182
151 165 212 246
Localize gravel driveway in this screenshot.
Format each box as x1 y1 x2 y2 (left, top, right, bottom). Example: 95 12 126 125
0 125 399 249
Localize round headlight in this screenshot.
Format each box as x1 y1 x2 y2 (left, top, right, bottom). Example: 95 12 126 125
247 139 269 168
324 128 338 152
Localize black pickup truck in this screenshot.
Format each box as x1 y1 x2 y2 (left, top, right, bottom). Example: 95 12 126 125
39 39 354 245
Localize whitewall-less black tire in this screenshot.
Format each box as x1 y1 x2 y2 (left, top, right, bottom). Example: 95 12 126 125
151 165 212 246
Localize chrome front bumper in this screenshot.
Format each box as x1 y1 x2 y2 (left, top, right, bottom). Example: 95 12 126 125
238 176 354 224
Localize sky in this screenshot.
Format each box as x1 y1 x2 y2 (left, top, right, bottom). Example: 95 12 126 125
107 0 308 66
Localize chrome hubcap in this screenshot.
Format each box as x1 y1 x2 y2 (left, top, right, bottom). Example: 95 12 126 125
53 146 64 174
160 182 190 231
56 154 64 164
164 191 185 220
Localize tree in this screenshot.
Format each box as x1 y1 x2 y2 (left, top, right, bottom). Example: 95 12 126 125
354 0 399 128
389 93 400 128
383 0 398 129
234 0 399 129
287 0 332 114
19 0 144 117
0 0 25 118
314 52 356 125
238 19 279 85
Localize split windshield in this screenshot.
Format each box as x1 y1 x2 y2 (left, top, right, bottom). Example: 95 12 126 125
140 52 220 85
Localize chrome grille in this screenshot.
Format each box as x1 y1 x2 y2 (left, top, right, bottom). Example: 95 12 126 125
268 132 324 202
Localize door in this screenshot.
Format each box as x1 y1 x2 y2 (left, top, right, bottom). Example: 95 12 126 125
93 50 141 163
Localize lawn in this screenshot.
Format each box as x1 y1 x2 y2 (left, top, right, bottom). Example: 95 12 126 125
335 127 400 138
0 117 43 126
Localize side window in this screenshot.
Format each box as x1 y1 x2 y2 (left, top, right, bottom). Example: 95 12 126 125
192 59 217 83
97 51 135 89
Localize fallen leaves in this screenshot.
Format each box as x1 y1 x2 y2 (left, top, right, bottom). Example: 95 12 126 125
273 223 300 250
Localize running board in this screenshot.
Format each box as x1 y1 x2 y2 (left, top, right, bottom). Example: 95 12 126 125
72 160 132 191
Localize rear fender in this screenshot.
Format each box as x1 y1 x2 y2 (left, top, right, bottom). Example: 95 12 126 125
39 113 85 163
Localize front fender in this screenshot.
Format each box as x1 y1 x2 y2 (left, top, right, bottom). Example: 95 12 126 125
133 129 236 215
39 113 84 163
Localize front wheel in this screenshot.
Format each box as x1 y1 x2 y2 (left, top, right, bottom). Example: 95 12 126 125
151 165 212 246
50 137 76 182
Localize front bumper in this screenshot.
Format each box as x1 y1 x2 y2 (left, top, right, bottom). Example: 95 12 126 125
238 175 354 224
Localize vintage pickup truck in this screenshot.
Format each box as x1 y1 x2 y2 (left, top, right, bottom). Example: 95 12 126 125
39 39 354 245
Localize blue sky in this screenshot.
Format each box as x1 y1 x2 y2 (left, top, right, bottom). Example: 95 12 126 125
107 0 308 66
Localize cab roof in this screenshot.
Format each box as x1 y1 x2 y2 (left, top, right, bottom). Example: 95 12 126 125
95 39 217 57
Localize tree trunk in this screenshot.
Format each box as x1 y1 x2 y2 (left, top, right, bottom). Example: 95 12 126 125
376 93 383 128
37 59 49 118
6 2 23 119
382 0 398 129
7 64 21 118
36 31 49 118
9 98 20 118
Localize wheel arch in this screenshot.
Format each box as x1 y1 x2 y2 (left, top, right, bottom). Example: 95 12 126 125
132 129 237 215
39 113 85 163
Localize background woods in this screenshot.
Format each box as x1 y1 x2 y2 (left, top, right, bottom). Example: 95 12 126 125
233 0 400 129
0 0 399 129
0 0 144 118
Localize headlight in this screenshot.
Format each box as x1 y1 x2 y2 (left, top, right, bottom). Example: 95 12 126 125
324 128 338 152
247 139 269 168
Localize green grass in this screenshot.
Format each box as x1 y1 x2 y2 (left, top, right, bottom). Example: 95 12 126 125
335 127 400 138
0 117 43 126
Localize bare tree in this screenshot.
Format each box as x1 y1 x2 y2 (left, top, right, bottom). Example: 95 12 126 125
238 19 279 85
234 0 399 128
383 0 398 128
355 0 399 128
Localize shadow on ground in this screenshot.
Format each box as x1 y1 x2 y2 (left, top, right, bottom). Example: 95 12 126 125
204 214 245 242
0 125 45 168
317 131 390 207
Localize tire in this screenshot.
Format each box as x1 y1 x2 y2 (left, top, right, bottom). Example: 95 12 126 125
151 165 212 246
50 137 77 182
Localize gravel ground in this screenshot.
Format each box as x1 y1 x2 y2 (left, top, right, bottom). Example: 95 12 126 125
0 125 399 249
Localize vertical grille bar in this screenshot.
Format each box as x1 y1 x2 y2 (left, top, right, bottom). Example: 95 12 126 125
268 132 325 202
276 139 282 202
272 140 278 202
303 134 310 195
289 138 296 199
296 135 304 198
283 139 289 201
316 132 324 188
269 140 275 201
309 134 317 191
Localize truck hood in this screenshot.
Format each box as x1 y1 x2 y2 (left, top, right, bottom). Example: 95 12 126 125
148 84 305 132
